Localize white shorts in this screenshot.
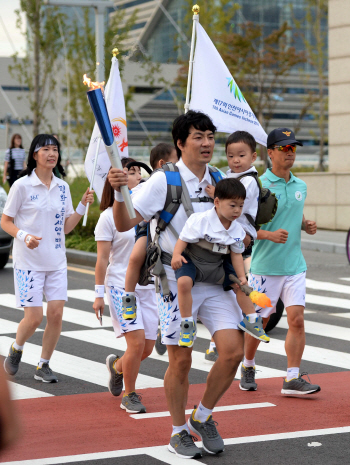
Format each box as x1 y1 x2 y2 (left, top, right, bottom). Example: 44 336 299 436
107 286 158 340
14 268 68 308
248 271 306 318
157 279 243 345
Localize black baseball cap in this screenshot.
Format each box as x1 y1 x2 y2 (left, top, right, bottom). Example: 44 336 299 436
267 128 303 147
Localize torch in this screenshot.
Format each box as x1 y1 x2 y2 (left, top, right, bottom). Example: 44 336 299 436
83 76 136 219
229 274 272 308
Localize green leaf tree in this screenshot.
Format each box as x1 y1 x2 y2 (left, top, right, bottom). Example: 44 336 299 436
9 0 66 135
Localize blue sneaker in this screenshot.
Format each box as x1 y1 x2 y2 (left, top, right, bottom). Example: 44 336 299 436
122 295 137 320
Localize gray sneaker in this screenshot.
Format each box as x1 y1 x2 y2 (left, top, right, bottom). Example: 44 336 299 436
281 372 321 396
238 316 270 343
106 354 123 396
155 328 167 355
168 430 202 459
204 347 218 363
178 320 196 348
188 409 224 455
122 294 137 320
120 391 146 413
4 343 23 376
34 363 58 383
240 364 257 391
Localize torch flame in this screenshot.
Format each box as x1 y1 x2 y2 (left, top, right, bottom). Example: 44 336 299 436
83 74 105 90
249 291 272 308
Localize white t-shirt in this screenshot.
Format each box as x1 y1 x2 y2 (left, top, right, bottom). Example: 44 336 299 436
3 169 74 271
179 207 245 253
5 148 26 171
94 207 153 290
131 158 222 280
227 166 259 240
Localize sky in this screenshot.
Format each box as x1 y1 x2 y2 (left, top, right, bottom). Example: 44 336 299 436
0 0 26 57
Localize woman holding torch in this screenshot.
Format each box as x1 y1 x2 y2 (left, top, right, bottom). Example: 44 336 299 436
1 134 94 383
93 158 158 414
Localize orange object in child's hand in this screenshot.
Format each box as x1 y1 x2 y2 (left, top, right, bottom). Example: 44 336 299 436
249 291 272 308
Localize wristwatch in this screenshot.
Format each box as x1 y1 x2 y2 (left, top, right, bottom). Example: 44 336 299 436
25 235 32 244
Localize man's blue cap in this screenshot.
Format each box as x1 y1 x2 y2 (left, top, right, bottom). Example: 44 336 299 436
267 128 303 147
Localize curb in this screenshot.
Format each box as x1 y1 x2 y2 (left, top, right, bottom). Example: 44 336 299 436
66 249 97 267
301 239 345 255
66 239 347 269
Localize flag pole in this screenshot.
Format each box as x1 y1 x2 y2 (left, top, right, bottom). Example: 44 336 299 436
83 48 119 227
184 4 200 114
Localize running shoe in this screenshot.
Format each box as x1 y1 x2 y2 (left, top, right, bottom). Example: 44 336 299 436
154 328 167 355
239 364 257 391
281 372 321 396
4 343 22 376
238 316 270 343
204 347 218 363
178 320 196 348
122 294 137 320
120 391 146 413
106 354 123 396
34 363 58 383
168 430 202 459
188 409 224 455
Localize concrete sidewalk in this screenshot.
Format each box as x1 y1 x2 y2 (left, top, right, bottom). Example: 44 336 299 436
65 229 349 268
301 229 347 255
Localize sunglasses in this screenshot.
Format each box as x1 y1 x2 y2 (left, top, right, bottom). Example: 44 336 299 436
273 145 296 153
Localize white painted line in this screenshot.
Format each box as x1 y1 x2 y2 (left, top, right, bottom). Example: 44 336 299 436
0 293 113 328
3 426 350 465
9 382 53 400
67 289 109 306
61 329 285 379
0 336 163 391
279 316 350 342
0 318 43 335
306 278 350 295
306 294 350 310
130 402 275 419
333 313 350 320
340 278 350 282
258 337 350 370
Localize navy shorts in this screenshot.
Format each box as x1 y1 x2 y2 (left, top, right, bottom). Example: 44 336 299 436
135 223 148 242
174 254 196 285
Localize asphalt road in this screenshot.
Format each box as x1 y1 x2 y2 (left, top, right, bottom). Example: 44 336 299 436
1 249 350 465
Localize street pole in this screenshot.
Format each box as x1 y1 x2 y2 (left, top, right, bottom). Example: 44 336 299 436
43 0 114 82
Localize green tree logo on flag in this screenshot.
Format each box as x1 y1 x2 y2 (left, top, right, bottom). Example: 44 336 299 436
227 78 246 103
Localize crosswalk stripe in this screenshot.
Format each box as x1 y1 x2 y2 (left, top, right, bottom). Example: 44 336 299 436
258 337 350 370
0 318 43 335
10 382 54 400
67 289 109 306
60 329 286 379
306 278 350 295
0 336 163 390
306 294 350 310
0 293 113 328
130 402 276 419
332 312 350 320
278 315 350 342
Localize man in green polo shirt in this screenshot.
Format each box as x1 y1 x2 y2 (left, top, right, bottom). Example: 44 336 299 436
240 127 321 396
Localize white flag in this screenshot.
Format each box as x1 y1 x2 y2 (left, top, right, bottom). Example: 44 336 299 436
189 22 267 147
84 57 129 201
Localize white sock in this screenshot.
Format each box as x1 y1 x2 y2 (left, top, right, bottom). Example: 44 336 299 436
125 292 135 296
181 316 193 322
194 402 213 423
247 313 258 322
243 357 255 367
286 367 299 381
172 423 190 436
38 358 50 368
209 341 216 351
13 341 24 351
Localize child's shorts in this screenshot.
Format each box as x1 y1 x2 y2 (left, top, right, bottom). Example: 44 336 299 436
174 254 197 284
135 223 148 242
